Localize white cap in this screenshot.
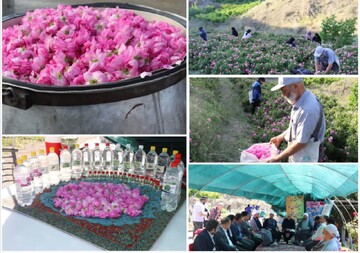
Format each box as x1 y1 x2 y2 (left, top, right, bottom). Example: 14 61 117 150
271 77 304 91
253 210 260 215
324 224 338 236
314 46 325 57
303 213 309 217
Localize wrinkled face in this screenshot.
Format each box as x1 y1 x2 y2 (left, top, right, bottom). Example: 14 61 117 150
281 84 297 105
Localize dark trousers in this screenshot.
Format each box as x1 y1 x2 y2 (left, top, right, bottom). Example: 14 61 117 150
193 221 203 237
269 229 282 242
251 100 261 114
304 239 320 251
282 231 295 243
295 229 312 243
250 235 263 250
236 238 255 251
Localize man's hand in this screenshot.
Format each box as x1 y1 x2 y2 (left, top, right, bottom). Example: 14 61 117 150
269 136 283 148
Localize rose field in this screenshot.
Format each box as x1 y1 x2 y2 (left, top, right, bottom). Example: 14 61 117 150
190 78 358 162
189 33 358 75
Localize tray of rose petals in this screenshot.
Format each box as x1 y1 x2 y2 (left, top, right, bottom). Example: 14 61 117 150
240 143 279 162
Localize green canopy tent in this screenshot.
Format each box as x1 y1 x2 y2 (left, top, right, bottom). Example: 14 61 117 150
189 164 358 210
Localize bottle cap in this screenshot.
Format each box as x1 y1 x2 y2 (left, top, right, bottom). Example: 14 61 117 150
75 144 79 149
63 145 68 149
139 145 144 149
95 143 99 147
175 153 182 159
31 151 36 157
50 147 55 152
21 155 28 160
162 147 168 153
106 143 110 147
172 150 178 155
150 146 156 151
84 143 89 147
17 158 23 165
39 149 45 155
126 144 131 148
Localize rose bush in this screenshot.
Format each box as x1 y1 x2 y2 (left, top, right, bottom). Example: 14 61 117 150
189 33 358 75
3 5 186 85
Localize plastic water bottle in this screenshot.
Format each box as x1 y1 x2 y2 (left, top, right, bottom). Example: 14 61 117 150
82 143 92 177
123 144 134 173
21 155 35 198
174 156 184 203
134 145 146 175
92 143 102 172
146 146 158 177
113 144 124 172
157 147 169 180
167 150 179 167
30 152 43 194
60 146 72 182
38 149 50 189
71 144 82 179
14 159 34 206
102 143 113 174
161 161 181 212
48 147 60 185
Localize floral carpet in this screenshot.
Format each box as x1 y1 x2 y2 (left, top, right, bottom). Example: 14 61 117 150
4 178 186 251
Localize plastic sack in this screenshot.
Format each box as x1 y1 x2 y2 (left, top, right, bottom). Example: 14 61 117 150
240 143 278 163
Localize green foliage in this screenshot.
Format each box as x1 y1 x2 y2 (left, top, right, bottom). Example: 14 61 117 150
189 32 358 74
348 81 358 111
320 15 357 49
2 137 45 149
189 189 222 199
190 0 260 22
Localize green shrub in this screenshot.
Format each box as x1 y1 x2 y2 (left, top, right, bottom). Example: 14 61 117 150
320 15 357 49
189 189 222 199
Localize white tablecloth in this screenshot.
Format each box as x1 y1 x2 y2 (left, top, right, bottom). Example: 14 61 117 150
2 184 186 251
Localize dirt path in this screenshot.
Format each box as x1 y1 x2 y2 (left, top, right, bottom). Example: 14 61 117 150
210 79 253 161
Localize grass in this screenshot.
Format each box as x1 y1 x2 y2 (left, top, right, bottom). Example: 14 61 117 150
2 137 45 149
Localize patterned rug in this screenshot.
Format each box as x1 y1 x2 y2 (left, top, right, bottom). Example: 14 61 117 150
3 178 186 251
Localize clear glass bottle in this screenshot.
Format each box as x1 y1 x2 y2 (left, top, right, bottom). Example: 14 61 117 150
160 161 181 212
14 159 34 207
71 144 82 179
146 146 158 177
134 145 146 175
60 145 72 182
21 155 35 198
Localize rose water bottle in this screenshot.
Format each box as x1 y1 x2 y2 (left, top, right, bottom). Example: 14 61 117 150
14 159 34 207
161 161 181 212
156 147 169 180
48 147 60 185
60 145 72 182
71 144 82 179
123 144 134 173
82 143 92 177
30 151 43 194
134 145 146 175
113 144 124 172
38 149 50 189
92 143 102 173
146 146 158 177
102 143 113 174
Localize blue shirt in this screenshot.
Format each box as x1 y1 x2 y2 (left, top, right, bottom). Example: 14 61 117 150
321 237 340 251
315 48 340 67
252 81 262 101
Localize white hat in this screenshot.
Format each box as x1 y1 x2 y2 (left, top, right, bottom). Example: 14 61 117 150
303 213 309 217
324 224 338 236
314 46 325 57
253 210 260 215
271 77 304 91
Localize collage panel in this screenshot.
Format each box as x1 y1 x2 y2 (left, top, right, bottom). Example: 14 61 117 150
188 164 358 251
190 77 358 163
189 0 358 75
2 0 187 134
2 136 187 251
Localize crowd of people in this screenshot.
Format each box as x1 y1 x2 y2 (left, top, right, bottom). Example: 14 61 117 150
191 197 341 251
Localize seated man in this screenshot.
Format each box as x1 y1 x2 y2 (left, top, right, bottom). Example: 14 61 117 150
314 46 340 74
282 213 296 244
214 217 244 251
313 216 321 232
294 213 313 245
263 212 282 245
250 211 273 246
239 211 263 249
230 213 256 250
312 224 340 251
304 215 328 251
193 219 219 251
